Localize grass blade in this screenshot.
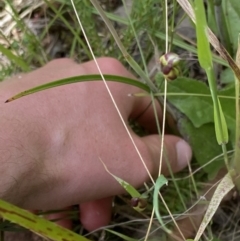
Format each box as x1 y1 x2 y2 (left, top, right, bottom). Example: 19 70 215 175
101 159 141 198
0 43 30 72
5 74 150 102
100 158 148 212
0 199 90 241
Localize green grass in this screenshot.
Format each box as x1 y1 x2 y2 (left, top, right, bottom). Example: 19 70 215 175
1 0 240 240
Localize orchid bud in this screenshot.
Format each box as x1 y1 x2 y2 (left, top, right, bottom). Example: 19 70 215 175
159 52 181 80
131 197 147 212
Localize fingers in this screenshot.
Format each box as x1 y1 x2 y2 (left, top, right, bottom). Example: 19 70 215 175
141 134 192 177
79 197 113 232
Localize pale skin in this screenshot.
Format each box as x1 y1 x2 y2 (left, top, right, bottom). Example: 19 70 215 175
0 57 192 231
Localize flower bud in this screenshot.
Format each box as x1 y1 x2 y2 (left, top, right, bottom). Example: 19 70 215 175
130 197 148 212
159 52 181 80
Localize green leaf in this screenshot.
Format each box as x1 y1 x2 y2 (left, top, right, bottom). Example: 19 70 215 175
166 78 213 128
220 67 234 84
0 199 90 241
5 74 150 102
195 0 212 69
195 0 229 146
163 78 235 143
164 78 235 125
179 118 225 178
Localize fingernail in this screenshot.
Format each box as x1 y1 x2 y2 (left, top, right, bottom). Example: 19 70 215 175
176 140 192 169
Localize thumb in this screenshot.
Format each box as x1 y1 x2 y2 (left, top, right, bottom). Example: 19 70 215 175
141 134 192 176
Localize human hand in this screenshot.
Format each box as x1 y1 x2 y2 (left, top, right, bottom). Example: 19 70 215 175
0 57 192 231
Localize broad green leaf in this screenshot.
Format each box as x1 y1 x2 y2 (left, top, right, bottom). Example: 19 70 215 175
179 118 225 179
194 172 234 241
0 43 30 72
0 199 90 241
5 74 150 102
214 98 229 144
165 78 213 128
153 175 171 234
163 78 235 137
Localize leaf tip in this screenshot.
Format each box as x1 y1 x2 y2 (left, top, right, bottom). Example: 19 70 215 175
5 97 16 103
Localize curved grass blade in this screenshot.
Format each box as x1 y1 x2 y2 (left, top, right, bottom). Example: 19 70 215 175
153 175 171 234
194 172 234 241
5 74 150 103
0 199 90 241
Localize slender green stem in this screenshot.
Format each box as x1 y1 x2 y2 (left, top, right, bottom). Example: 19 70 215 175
207 0 218 36
169 0 177 51
217 2 233 56
122 0 148 75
